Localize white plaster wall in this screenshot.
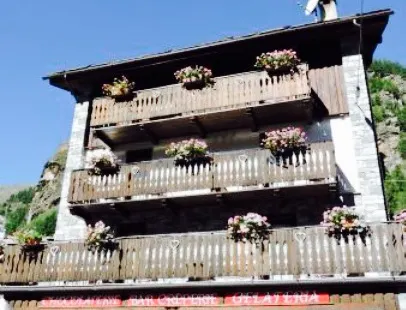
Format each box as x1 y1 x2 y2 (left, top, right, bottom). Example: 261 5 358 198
398 294 406 310
330 116 360 192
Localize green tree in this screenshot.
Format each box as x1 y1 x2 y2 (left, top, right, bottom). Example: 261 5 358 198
399 107 406 132
399 134 406 160
385 166 406 216
370 60 406 79
5 204 28 234
26 209 58 236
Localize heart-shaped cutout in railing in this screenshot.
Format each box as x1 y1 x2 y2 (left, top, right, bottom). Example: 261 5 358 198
50 245 60 256
131 166 140 175
294 232 307 242
170 239 180 250
238 154 248 163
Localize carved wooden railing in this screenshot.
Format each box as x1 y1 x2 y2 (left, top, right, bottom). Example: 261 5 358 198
1 223 405 284
68 142 335 204
90 65 310 127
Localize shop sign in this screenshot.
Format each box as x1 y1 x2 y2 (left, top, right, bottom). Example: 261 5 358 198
40 296 122 308
224 292 329 306
40 291 329 308
129 294 220 307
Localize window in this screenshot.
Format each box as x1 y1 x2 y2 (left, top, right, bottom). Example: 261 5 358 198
126 148 153 163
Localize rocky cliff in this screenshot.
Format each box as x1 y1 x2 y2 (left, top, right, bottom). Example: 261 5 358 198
368 60 406 215
0 144 67 236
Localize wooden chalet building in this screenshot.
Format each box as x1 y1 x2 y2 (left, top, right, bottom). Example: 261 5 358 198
1 8 405 310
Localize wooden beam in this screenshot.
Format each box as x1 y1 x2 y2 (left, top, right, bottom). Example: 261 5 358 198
94 130 115 149
189 116 206 138
139 124 158 144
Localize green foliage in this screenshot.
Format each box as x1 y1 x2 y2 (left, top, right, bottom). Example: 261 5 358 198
385 166 406 217
399 107 406 131
5 205 28 234
26 209 57 237
0 187 35 215
6 187 35 205
372 105 385 123
368 76 401 99
399 134 406 160
370 60 406 79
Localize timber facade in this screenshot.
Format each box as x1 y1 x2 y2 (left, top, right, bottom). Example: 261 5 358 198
1 8 404 310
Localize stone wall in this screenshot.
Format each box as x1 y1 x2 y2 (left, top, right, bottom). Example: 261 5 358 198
54 102 89 240
341 39 387 221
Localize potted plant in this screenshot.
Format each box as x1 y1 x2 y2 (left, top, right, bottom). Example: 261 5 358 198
227 213 271 244
102 76 135 100
85 221 116 253
15 230 44 256
254 49 300 74
86 148 120 176
261 126 307 167
174 66 213 90
165 138 213 171
321 206 370 241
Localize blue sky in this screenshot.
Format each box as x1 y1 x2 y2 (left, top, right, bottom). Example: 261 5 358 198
0 0 404 185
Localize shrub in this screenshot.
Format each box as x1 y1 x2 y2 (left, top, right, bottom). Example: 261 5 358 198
27 209 57 237
370 60 406 79
398 134 406 160
368 77 401 99
372 105 385 123
385 166 406 216
7 187 35 205
398 107 406 132
5 205 28 234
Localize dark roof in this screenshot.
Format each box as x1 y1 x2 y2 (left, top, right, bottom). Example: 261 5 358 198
43 9 393 100
44 9 393 80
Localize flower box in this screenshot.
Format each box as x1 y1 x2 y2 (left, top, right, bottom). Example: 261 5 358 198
255 49 300 74
86 221 116 253
165 139 213 172
261 127 308 167
14 230 44 257
86 149 120 176
102 76 135 100
227 213 270 244
174 66 213 90
321 206 370 241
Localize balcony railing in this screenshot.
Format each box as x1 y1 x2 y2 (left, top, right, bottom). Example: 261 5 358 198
68 142 335 204
1 223 405 285
90 66 310 127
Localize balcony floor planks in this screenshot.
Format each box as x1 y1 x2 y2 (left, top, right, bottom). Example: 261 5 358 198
92 98 312 147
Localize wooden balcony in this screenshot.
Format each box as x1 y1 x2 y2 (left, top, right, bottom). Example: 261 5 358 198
90 66 312 146
68 142 336 209
1 223 405 285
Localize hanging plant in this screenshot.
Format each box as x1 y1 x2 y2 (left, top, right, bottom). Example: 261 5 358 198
261 126 308 167
14 230 44 256
174 66 213 90
227 213 271 244
85 221 116 253
86 149 120 176
394 210 406 232
102 76 135 99
165 138 213 170
254 49 300 74
321 206 370 241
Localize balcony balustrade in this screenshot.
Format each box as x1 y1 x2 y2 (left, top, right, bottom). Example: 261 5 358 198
90 66 312 146
1 223 404 285
68 142 335 205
